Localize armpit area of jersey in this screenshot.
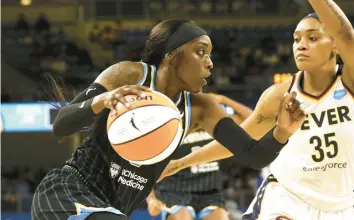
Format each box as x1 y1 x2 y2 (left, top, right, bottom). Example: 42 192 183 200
52 83 107 136
213 117 285 170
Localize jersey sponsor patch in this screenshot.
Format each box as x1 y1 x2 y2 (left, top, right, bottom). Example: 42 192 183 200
109 162 148 191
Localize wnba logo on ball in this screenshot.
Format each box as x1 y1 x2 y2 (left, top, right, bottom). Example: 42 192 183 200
126 95 153 103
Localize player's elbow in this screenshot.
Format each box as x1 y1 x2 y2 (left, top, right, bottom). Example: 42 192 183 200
52 109 71 136
52 119 68 136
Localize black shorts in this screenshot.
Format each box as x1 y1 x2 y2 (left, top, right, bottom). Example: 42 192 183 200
155 189 226 219
31 165 127 220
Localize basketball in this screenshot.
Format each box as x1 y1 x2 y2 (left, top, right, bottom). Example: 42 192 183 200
107 90 183 165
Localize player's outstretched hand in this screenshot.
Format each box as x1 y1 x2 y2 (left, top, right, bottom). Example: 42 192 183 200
274 91 306 143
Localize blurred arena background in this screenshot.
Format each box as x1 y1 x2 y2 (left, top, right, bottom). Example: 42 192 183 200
1 0 353 219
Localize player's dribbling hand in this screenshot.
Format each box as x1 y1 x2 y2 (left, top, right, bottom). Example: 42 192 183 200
146 197 165 216
102 85 151 115
275 91 306 143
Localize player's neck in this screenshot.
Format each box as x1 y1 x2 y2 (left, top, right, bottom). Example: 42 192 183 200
303 65 337 96
155 67 183 102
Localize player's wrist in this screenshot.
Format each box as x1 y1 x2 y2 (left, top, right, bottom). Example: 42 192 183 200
166 158 188 176
273 126 291 144
91 93 107 114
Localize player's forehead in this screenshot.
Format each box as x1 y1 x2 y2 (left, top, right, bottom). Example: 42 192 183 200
294 18 324 35
189 35 213 49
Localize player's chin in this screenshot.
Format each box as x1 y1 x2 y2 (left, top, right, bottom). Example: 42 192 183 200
189 86 203 93
191 83 205 93
295 61 314 71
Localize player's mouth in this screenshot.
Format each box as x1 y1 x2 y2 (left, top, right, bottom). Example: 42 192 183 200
296 53 310 61
202 72 211 85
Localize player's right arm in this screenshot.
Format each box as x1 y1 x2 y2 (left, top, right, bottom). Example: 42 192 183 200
52 61 150 136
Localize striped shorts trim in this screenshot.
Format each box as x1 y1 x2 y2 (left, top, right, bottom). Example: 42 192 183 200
31 165 126 220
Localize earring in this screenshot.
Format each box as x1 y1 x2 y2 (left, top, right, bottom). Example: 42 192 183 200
165 53 173 60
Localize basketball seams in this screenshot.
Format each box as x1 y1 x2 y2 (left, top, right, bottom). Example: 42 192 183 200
111 118 180 146
107 104 180 128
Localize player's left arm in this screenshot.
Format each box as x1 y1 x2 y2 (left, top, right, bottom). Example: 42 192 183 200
308 0 354 91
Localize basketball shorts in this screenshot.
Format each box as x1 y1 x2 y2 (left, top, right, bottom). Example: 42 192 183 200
156 189 226 220
31 165 127 220
242 175 354 220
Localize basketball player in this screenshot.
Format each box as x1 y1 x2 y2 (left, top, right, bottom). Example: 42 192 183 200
31 19 305 220
146 94 253 220
160 2 354 219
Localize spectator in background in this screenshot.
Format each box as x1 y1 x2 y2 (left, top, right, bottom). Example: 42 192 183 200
55 27 67 44
14 13 29 33
277 43 292 64
34 13 51 33
16 168 31 200
30 36 42 58
100 25 116 47
112 19 127 47
77 48 93 68
89 23 101 43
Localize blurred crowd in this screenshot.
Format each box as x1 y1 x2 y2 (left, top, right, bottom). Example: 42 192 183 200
2 12 297 103
1 166 53 212
2 13 95 103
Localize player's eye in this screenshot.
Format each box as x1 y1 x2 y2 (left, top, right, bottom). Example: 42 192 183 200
198 49 205 56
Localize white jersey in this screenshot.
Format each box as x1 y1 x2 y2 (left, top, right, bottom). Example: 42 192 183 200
270 66 354 212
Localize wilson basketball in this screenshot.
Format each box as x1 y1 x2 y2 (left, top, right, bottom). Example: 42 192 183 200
107 91 183 165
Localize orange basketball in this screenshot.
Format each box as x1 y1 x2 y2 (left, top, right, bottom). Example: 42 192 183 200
107 91 183 165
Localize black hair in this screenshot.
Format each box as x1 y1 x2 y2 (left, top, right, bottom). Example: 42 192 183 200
141 19 191 67
44 74 76 142
300 13 343 64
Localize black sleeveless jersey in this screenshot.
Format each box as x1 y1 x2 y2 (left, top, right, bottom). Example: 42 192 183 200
155 105 236 193
66 62 192 216
155 131 222 193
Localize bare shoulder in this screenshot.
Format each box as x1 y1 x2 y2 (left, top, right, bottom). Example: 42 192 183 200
189 92 218 124
262 78 293 101
254 78 294 116
94 61 145 91
190 92 218 110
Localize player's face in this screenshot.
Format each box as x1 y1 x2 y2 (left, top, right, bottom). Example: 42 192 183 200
177 35 213 93
293 18 336 71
